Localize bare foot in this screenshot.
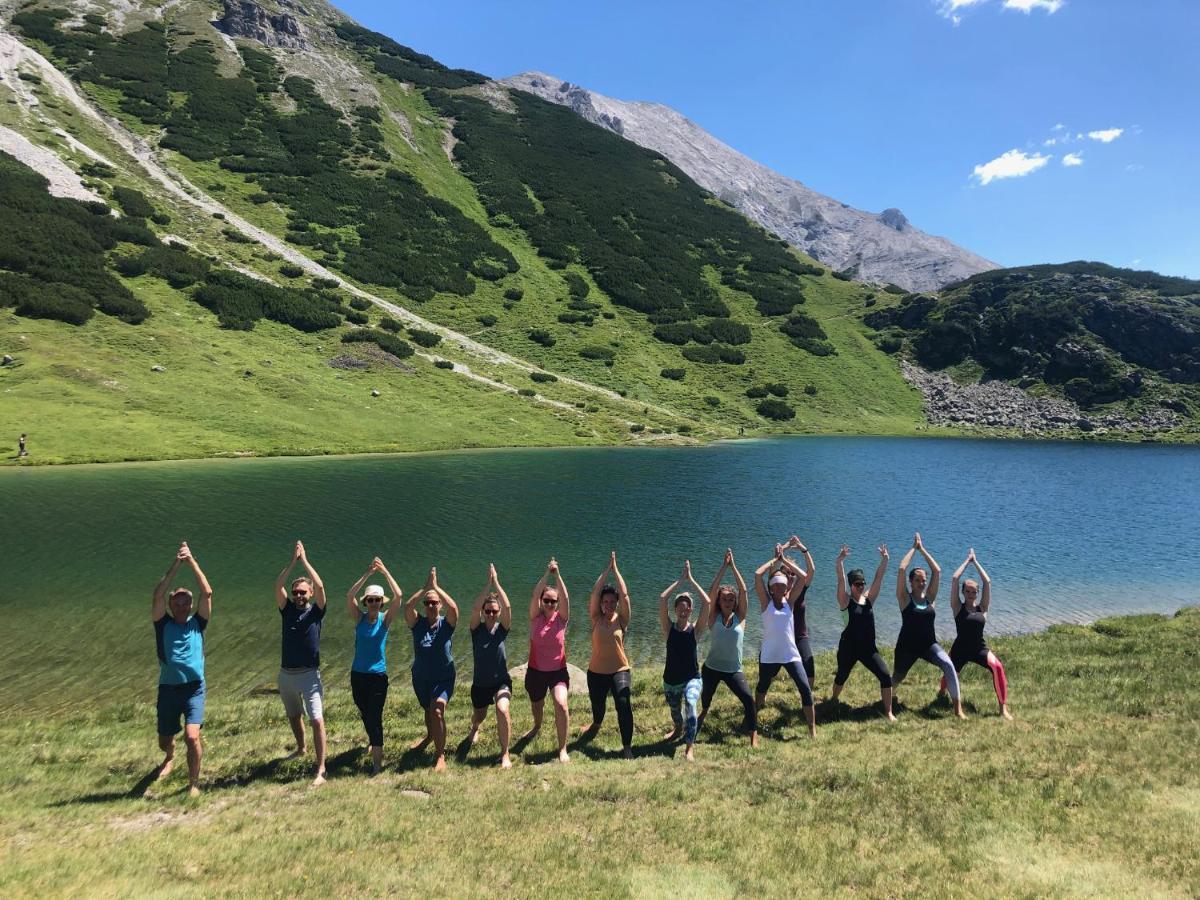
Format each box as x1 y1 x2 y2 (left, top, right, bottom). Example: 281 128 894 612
155 758 175 781
188 784 201 798
286 746 307 759
622 747 633 760
410 733 431 752
578 722 599 738
467 728 480 746
885 712 898 723
433 755 447 772
956 709 968 720
750 732 760 749
808 727 817 738
1001 706 1014 721
520 725 540 742
311 771 326 787
499 754 512 770
557 748 570 764
663 728 680 742
684 745 695 762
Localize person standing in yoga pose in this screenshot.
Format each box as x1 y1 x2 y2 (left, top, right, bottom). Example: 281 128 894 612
404 567 459 771
581 552 635 759
522 558 572 763
777 535 816 684
893 533 966 719
697 548 758 748
345 557 403 775
466 564 516 768
830 544 896 721
754 545 817 738
941 549 1012 719
659 560 711 761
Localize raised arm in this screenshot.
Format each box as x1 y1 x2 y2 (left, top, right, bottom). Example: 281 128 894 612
530 559 552 624
153 544 187 621
777 553 807 604
897 538 918 607
754 550 781 613
835 545 850 610
707 550 731 626
950 551 971 617
554 560 570 624
493 564 513 630
346 560 374 624
589 554 613 624
297 541 326 609
469 572 489 632
916 533 940 601
432 568 458 628
659 575 680 639
275 542 301 610
788 535 815 587
684 561 711 637
972 550 992 613
868 544 889 603
611 552 631 629
380 559 404 627
188 547 213 622
405 568 432 629
730 554 749 622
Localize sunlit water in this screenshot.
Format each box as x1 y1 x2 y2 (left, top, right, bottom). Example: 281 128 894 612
2 437 1197 712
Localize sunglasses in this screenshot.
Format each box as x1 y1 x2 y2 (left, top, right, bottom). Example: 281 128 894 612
365 597 382 604
291 591 310 597
851 583 866 588
542 598 559 606
484 608 499 615
423 600 439 608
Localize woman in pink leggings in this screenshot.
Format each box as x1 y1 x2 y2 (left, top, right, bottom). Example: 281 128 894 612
940 549 1012 720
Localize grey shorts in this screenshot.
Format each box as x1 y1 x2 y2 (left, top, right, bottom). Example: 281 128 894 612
278 667 324 720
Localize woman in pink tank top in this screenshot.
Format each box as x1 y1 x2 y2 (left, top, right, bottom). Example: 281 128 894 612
521 558 572 763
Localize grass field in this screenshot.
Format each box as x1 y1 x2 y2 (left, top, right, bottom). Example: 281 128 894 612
1 608 1196 897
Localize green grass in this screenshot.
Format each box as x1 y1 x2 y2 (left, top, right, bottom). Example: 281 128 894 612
0 608 1196 897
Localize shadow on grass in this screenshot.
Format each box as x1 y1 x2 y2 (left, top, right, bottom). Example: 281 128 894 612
50 763 168 806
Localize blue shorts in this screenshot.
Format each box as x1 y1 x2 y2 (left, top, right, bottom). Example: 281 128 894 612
413 673 455 710
157 680 206 735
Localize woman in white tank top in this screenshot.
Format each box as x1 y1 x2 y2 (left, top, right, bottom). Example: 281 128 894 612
753 544 817 738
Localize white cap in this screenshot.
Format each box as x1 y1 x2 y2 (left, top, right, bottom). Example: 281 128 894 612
769 573 789 587
363 584 386 599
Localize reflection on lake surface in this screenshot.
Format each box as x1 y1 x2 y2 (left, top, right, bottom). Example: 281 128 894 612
1 437 1197 710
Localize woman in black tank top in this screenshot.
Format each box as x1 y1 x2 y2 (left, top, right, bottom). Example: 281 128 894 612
831 544 896 721
942 550 1012 719
658 560 712 761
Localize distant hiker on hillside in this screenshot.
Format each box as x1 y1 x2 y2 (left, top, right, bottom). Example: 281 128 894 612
658 559 711 761
939 549 1012 719
274 541 329 785
580 551 635 760
151 541 212 797
892 533 965 720
404 566 459 772
521 558 572 763
345 557 404 775
466 564 515 769
18 433 27 457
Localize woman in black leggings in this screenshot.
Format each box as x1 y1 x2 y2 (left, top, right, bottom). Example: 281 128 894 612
697 549 758 748
829 544 895 721
941 549 1012 719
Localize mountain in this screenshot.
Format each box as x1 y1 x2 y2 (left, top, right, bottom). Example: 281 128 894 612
501 73 998 293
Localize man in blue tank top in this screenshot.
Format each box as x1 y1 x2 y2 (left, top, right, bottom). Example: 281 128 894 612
151 542 213 797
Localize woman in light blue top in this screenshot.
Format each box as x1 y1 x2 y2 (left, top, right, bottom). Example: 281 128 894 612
346 557 403 775
697 549 758 748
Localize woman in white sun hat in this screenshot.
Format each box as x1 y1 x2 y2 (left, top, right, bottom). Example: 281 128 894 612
346 557 404 774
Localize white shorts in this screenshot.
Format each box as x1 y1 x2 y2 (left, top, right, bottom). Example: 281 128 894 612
278 667 324 720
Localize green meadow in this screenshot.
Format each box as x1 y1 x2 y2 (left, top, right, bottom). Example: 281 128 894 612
1 608 1196 897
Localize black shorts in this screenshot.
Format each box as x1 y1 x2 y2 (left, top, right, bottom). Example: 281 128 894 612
524 666 569 702
471 676 514 709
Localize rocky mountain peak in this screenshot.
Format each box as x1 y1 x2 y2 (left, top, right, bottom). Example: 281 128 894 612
502 71 997 292
216 0 308 50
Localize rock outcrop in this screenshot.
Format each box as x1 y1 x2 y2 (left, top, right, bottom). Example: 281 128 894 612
216 0 307 49
502 72 998 293
901 361 1178 435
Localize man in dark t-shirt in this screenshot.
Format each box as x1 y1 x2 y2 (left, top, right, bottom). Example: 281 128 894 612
274 541 328 786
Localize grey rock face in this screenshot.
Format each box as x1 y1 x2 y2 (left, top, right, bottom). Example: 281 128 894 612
216 0 308 50
502 72 998 293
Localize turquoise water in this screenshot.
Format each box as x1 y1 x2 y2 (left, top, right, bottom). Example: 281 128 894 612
1 437 1197 711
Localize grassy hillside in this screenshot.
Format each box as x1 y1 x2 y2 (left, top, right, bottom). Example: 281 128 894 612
0 608 1196 896
1 1 932 465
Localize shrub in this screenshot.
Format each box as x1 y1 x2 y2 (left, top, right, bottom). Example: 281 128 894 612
477 314 498 326
804 384 818 396
884 283 907 294
765 382 789 397
601 311 615 319
340 328 414 358
222 227 254 244
746 386 769 399
313 277 339 289
557 311 594 325
408 328 442 348
345 310 368 325
630 423 645 433
875 334 902 354
757 398 796 420
150 212 171 226
530 371 557 383
579 345 616 361
434 359 454 369
528 329 555 347
703 318 752 345
704 395 720 407
564 271 589 298
279 264 304 278
112 186 155 219
517 388 536 397
378 316 401 332
660 367 685 381
504 287 524 301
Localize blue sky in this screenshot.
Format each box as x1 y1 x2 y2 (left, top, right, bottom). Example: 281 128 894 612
337 0 1199 278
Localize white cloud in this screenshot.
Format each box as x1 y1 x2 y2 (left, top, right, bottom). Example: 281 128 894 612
972 149 1051 185
1088 127 1124 143
1062 152 1084 166
1052 123 1066 131
1125 163 1144 172
1003 0 1064 12
1043 137 1059 146
1131 258 1142 266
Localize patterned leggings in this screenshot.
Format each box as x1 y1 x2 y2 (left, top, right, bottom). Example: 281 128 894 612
664 677 703 744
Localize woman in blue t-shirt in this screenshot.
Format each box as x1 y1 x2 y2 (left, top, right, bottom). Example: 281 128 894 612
404 566 460 772
346 557 404 775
